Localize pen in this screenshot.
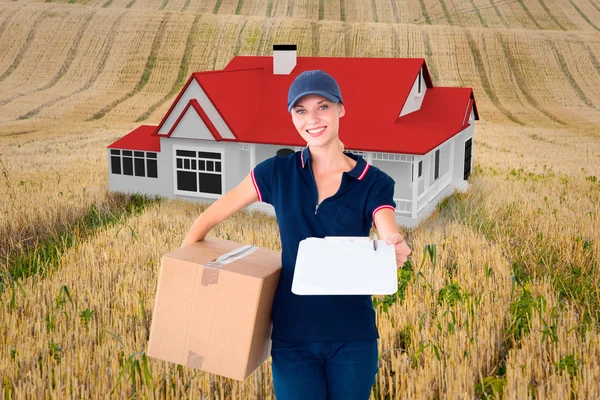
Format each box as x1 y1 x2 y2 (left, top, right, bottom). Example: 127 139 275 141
373 234 377 251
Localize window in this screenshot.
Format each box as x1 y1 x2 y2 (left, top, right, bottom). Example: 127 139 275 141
418 69 422 94
110 150 121 174
411 160 424 182
434 149 440 180
175 149 222 195
110 150 158 178
464 138 472 180
434 150 440 180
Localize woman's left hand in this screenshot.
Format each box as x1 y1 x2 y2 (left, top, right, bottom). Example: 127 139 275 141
386 233 411 269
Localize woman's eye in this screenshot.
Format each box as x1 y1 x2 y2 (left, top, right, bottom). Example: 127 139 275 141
320 105 328 110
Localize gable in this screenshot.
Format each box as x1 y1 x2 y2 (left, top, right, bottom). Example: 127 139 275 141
170 102 217 140
157 78 236 139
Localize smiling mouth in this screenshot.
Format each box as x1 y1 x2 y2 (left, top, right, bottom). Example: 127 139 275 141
307 127 326 135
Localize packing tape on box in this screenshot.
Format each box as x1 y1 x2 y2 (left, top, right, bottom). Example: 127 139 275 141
187 351 204 369
200 244 259 286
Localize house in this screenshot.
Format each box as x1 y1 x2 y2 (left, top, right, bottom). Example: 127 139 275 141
107 44 479 227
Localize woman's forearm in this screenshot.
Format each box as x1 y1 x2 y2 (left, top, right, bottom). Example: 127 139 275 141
181 214 214 247
180 173 259 248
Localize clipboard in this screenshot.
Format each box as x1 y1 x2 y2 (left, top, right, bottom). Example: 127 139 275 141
291 236 398 295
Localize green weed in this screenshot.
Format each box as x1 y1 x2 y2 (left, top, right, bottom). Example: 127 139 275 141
554 354 583 378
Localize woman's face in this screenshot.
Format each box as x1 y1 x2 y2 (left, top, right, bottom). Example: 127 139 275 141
290 94 345 148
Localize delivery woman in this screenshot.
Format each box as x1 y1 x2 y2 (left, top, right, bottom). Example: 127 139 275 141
181 70 412 400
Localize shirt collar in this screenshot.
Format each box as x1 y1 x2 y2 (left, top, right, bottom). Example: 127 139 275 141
301 146 370 180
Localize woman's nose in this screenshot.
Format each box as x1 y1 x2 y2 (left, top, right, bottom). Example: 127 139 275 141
306 109 319 124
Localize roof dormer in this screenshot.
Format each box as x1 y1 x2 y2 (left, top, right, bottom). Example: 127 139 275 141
399 65 427 118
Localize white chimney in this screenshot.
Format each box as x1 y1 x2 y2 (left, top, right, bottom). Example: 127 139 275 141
273 44 297 75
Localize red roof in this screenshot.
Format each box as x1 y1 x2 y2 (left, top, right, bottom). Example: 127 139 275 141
109 56 478 155
107 125 160 151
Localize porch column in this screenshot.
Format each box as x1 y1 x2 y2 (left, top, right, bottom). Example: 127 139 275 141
411 155 419 219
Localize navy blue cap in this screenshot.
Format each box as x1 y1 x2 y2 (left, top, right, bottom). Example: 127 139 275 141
287 70 343 112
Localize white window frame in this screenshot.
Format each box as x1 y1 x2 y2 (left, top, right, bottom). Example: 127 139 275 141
110 149 158 178
172 145 225 199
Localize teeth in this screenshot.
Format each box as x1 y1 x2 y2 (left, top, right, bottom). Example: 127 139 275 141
307 127 326 134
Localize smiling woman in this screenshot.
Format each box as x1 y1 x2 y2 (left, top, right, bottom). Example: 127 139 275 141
181 69 411 399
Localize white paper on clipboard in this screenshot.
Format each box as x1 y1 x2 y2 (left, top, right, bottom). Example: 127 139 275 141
291 236 398 295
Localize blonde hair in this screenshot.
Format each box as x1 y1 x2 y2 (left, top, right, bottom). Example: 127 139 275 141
338 138 345 151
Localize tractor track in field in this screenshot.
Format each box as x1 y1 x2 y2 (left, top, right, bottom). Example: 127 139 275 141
17 12 126 120
0 11 96 108
0 9 52 83
136 14 200 122
87 12 171 121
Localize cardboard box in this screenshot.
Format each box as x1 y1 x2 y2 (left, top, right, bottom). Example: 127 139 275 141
147 237 282 381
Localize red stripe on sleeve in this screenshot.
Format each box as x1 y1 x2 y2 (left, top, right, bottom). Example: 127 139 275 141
250 169 262 202
372 205 395 228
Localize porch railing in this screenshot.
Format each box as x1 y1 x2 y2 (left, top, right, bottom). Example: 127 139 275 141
393 171 452 216
417 171 452 212
394 198 412 214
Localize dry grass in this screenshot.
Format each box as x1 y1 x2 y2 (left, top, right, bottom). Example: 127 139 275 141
1 0 600 398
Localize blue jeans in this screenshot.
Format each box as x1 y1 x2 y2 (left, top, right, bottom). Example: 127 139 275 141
270 339 379 400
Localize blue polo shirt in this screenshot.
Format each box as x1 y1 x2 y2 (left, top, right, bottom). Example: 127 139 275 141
251 146 396 341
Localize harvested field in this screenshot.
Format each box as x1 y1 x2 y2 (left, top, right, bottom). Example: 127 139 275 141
1 1 599 398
